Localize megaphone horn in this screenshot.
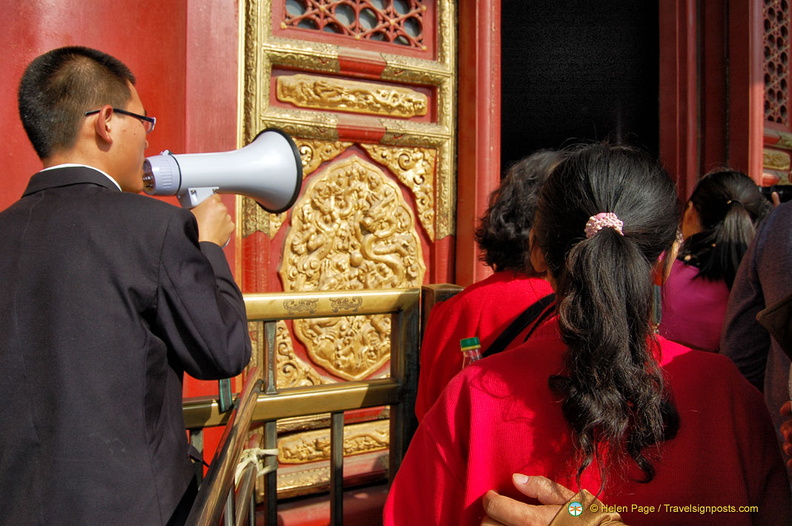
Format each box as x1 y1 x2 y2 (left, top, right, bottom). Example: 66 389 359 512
142 128 303 212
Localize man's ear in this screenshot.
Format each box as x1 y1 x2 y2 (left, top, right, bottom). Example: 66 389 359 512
92 105 114 144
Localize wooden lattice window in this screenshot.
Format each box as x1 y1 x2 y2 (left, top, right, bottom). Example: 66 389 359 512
765 0 790 125
284 0 426 50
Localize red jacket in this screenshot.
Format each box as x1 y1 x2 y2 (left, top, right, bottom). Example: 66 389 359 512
388 321 790 525
415 271 553 421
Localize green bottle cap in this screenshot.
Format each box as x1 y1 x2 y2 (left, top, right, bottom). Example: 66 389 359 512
460 337 481 351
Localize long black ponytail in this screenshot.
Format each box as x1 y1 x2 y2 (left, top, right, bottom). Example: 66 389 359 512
534 143 681 489
679 169 771 287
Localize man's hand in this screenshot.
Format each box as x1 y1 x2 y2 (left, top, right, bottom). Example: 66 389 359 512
191 194 234 246
481 474 574 526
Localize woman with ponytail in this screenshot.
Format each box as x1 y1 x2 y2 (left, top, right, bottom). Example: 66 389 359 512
383 143 789 526
659 170 771 352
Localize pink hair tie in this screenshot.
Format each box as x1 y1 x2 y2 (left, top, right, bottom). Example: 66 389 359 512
585 212 624 239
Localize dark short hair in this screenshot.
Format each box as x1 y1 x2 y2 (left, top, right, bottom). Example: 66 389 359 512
475 150 563 273
18 46 136 159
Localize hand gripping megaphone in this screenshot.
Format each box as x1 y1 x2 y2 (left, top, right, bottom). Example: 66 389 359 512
142 128 303 211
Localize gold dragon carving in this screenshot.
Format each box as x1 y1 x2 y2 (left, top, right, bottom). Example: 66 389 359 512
277 74 428 118
243 139 437 244
279 155 425 381
277 420 389 464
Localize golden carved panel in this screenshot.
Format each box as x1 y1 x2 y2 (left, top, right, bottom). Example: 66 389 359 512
362 143 436 240
244 138 437 241
275 449 388 495
777 131 792 150
241 196 271 238
764 148 791 171
277 74 428 118
280 155 425 380
273 321 328 388
278 420 389 464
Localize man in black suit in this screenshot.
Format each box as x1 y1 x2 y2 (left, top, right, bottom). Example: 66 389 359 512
0 46 251 525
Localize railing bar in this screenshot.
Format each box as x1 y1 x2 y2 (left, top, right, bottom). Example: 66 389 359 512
263 420 278 526
218 378 234 413
243 288 420 320
388 295 420 479
389 309 407 484
224 490 234 526
185 370 262 526
234 463 257 526
184 379 402 429
182 287 424 523
189 429 205 484
330 411 345 525
263 320 278 395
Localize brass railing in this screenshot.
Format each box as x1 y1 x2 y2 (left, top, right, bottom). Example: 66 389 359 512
186 368 263 526
183 288 421 525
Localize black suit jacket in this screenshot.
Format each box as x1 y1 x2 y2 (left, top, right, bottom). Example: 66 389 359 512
0 166 251 525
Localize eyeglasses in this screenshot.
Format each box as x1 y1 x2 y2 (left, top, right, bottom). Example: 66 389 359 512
84 108 156 134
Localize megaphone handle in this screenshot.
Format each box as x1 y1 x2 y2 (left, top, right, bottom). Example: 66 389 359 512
179 187 220 208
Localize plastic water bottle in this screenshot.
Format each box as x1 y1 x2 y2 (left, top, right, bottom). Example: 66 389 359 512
460 337 483 369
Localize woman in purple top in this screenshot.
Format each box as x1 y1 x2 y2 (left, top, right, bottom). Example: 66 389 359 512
659 169 771 351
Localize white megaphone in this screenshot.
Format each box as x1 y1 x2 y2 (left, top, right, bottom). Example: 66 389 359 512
142 128 303 211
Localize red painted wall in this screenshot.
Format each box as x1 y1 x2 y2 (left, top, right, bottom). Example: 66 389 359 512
456 0 501 286
1 0 188 210
1 0 241 456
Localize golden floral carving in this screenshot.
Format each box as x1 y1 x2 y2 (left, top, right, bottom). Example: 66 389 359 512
280 155 425 380
277 74 428 118
275 464 330 494
362 144 436 240
296 139 352 177
278 420 389 464
274 321 327 388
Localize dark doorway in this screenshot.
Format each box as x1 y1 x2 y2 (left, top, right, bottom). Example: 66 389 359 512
500 1 660 172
